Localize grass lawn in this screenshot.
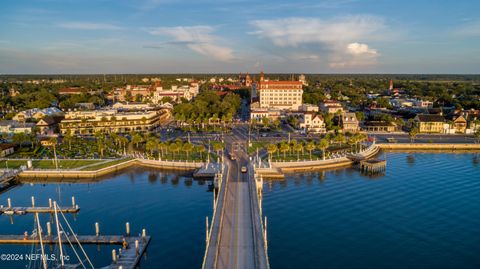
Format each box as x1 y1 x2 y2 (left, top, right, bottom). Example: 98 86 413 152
248 141 268 155
0 159 104 169
80 158 132 171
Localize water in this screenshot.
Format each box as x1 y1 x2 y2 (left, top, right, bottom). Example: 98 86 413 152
0 167 212 269
0 153 479 269
263 152 480 269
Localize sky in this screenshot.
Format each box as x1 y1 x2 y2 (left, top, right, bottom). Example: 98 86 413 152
0 0 479 74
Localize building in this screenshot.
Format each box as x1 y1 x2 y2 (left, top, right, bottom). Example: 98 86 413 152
250 108 281 122
112 102 153 111
414 99 434 108
36 116 63 135
341 112 359 133
0 120 36 134
363 121 397 132
108 84 157 102
452 115 467 134
299 74 308 86
59 110 169 135
152 84 198 104
0 144 14 157
299 104 319 112
299 112 326 134
257 72 303 111
320 100 344 114
414 114 445 133
13 107 63 121
58 87 97 95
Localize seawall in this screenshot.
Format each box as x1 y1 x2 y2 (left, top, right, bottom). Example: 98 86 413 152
270 145 380 172
17 159 204 179
377 143 480 150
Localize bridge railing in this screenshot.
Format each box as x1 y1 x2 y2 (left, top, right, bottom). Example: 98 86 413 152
202 162 228 269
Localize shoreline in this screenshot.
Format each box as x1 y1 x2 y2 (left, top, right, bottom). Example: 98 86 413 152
377 143 480 150
11 143 480 180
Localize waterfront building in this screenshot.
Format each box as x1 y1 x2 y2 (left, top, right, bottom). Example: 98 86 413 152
414 114 445 133
257 72 303 111
59 110 168 135
320 100 344 114
341 112 360 133
299 112 326 134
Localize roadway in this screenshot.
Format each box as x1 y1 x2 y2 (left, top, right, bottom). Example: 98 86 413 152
204 124 268 269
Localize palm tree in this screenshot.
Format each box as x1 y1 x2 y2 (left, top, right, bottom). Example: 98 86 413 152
409 127 418 143
182 142 195 160
279 142 290 159
145 137 158 157
196 144 206 160
168 143 180 158
294 143 303 160
306 141 316 159
266 143 277 161
474 128 480 143
318 138 329 160
212 141 224 157
131 132 144 148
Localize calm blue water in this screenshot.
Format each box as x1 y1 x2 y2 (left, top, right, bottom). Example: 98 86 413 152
263 152 480 269
0 153 479 269
0 167 212 269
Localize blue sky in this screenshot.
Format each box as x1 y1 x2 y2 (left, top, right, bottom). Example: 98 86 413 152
0 0 479 74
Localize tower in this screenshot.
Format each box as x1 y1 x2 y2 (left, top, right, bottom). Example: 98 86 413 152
389 79 393 91
259 71 265 82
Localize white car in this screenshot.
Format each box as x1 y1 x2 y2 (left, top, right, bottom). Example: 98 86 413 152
241 166 247 173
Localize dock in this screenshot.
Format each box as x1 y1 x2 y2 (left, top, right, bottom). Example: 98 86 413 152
0 196 79 215
193 162 221 179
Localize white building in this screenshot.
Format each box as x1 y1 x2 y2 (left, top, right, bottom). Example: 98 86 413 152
320 100 343 114
299 112 326 133
257 72 303 111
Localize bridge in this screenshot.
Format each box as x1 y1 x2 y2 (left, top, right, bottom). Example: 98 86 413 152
203 125 269 269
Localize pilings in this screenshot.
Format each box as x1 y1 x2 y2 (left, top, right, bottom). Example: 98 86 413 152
359 159 387 174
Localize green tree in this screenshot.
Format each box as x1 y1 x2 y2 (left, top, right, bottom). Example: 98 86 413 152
294 143 303 160
182 142 194 160
318 138 329 160
306 141 316 159
279 142 290 159
409 127 418 143
267 143 277 161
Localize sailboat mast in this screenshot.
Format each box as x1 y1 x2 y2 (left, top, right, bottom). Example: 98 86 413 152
35 213 48 269
54 201 65 268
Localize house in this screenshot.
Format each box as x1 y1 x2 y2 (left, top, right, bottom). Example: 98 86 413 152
414 114 445 133
250 108 281 122
36 116 63 135
363 121 397 132
452 115 467 134
320 100 343 114
0 144 14 157
341 112 359 133
299 104 319 112
299 112 326 134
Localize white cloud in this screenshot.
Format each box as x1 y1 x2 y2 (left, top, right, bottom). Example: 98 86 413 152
58 22 122 30
148 25 234 61
250 15 384 68
346 42 377 55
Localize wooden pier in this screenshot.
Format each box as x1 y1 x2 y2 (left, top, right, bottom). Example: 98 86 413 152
0 196 79 215
360 159 387 174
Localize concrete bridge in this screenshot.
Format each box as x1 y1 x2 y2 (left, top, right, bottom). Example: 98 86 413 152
203 129 269 269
